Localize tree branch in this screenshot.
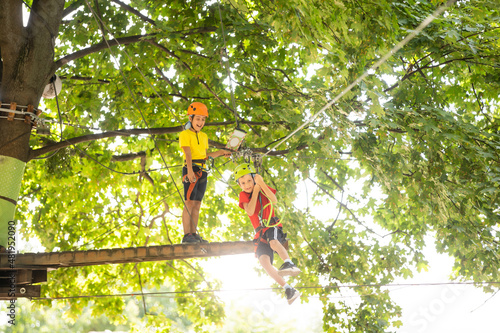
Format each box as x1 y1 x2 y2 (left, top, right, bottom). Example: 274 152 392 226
234 80 281 94
149 40 192 70
92 0 107 38
210 139 352 157
28 120 284 160
179 49 212 59
267 67 293 82
111 151 147 162
110 0 156 26
197 78 238 117
59 75 110 84
320 169 344 192
385 55 476 92
63 0 85 19
29 125 182 160
308 177 383 237
138 91 211 101
54 34 156 69
353 120 408 133
154 66 188 101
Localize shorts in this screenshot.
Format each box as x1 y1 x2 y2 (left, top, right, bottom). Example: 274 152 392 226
255 227 286 265
182 166 208 201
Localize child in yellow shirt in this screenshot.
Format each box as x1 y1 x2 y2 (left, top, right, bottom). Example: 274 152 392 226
179 102 231 243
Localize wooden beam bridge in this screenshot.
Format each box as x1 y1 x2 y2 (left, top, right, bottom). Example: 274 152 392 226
0 241 253 299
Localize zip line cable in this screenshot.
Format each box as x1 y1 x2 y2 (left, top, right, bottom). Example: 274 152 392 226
31 281 500 301
263 0 457 156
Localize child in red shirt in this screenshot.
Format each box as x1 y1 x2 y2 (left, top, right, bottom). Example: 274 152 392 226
235 163 301 304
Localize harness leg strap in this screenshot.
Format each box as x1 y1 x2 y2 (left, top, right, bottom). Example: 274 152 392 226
183 170 203 201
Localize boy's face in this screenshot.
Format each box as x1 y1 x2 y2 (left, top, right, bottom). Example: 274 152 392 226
238 174 255 193
190 115 206 132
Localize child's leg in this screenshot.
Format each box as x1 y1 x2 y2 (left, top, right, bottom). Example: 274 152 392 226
258 254 286 287
269 239 290 261
182 200 202 234
269 239 301 277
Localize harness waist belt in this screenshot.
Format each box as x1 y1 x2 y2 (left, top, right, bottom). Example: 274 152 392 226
185 159 206 166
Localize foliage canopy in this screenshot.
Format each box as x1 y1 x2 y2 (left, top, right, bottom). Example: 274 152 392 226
0 0 498 331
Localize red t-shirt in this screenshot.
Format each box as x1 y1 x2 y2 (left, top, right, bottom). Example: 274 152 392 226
239 187 281 229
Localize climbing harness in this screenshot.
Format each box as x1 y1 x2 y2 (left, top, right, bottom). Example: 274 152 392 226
182 157 213 201
253 190 283 250
186 158 213 172
183 168 206 202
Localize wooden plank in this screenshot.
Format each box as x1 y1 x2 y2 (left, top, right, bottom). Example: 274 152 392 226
0 241 254 269
32 270 48 284
16 270 32 284
0 285 41 300
0 269 47 284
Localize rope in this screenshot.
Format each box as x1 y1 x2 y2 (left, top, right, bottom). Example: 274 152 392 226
263 0 457 156
40 79 184 174
31 281 500 301
84 0 194 234
216 0 239 127
76 190 179 250
87 1 183 125
53 80 64 141
258 191 276 227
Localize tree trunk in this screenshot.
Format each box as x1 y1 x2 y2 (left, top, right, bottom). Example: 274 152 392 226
0 0 66 247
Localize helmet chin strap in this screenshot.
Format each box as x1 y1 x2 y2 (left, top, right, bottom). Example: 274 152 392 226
188 115 199 133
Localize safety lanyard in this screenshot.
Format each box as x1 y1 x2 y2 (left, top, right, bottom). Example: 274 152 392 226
258 192 274 227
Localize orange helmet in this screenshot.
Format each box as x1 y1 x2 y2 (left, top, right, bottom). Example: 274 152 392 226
187 102 208 117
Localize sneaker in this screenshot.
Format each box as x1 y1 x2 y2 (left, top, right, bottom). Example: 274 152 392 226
285 287 300 305
182 233 200 244
194 233 209 243
278 262 301 277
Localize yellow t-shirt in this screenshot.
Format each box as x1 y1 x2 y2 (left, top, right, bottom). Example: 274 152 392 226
179 129 208 160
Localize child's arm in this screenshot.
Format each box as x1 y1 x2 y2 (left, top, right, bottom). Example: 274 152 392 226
242 183 261 216
207 149 232 158
181 146 196 183
253 174 277 204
